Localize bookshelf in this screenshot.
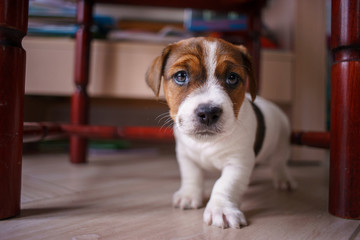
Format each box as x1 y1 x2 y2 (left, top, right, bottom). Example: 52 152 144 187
24 36 293 104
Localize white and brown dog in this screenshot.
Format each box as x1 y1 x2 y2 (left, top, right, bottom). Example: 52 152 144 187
146 37 297 229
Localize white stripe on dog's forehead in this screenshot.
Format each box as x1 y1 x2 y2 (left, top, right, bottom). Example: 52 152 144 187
204 40 217 83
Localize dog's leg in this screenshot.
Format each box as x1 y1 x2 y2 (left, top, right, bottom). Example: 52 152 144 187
270 156 298 191
203 162 254 229
270 137 297 191
173 156 204 209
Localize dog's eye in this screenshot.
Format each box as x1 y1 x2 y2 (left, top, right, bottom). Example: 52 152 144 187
226 73 242 88
173 71 189 86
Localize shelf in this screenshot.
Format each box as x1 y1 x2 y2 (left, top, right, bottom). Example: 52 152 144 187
24 36 293 103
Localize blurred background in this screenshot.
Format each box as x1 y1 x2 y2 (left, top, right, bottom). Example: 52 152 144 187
24 0 331 163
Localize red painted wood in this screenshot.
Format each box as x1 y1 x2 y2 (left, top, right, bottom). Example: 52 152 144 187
23 123 174 141
330 0 360 49
0 0 28 30
330 61 360 219
64 125 174 140
25 122 336 149
122 127 174 140
329 0 360 219
26 122 339 149
247 9 262 91
291 131 330 149
23 123 64 142
0 0 28 219
70 0 93 164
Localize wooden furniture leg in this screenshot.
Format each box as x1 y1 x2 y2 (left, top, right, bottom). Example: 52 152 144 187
247 8 262 88
329 0 360 219
70 0 93 163
0 0 28 219
23 123 174 141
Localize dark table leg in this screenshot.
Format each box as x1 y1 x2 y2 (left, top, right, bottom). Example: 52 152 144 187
329 0 360 219
0 0 28 219
70 0 93 163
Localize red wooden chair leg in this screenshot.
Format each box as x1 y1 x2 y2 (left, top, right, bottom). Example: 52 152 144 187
329 0 360 219
0 0 29 219
70 0 93 164
247 9 262 88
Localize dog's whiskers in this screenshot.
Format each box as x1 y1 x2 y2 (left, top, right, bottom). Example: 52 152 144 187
160 121 174 132
156 112 170 122
156 112 174 132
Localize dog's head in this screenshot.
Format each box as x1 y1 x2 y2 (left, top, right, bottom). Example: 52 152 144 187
146 37 257 140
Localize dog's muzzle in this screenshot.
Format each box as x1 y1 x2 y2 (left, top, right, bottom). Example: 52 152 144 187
192 103 223 137
195 104 223 126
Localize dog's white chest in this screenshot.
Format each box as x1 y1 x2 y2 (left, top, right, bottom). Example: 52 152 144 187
175 132 219 171
174 118 255 172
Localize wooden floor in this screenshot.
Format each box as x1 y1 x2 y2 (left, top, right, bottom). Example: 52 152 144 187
1 146 359 240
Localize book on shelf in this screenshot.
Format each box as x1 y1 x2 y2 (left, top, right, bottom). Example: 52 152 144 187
28 0 114 37
184 9 248 32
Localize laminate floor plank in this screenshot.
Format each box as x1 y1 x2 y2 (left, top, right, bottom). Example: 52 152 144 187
1 151 358 240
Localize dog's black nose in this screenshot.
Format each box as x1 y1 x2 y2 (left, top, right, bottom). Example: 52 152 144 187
195 104 223 126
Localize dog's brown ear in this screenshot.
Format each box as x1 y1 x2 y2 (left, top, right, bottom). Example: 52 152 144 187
145 45 172 98
238 45 257 102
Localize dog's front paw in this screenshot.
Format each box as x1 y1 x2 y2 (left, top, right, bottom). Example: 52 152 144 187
273 172 298 191
274 178 298 191
203 201 247 229
173 188 203 209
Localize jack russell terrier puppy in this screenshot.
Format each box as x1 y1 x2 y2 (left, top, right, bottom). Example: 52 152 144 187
145 37 297 229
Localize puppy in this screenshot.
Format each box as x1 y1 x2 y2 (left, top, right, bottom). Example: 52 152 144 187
145 37 297 229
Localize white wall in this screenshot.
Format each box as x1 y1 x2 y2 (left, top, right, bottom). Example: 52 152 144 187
292 0 327 161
